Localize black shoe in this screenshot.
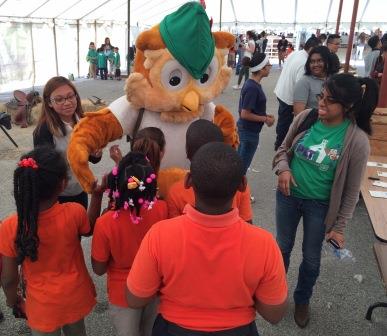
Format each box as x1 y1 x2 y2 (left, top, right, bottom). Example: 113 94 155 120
294 304 310 328
0 310 4 323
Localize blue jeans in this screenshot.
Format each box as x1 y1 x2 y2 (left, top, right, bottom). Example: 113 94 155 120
275 190 328 305
274 98 294 151
237 127 260 175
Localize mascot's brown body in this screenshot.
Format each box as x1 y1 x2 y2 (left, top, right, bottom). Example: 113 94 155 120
68 2 238 194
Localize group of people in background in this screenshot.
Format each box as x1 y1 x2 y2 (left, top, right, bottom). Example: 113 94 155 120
86 37 121 81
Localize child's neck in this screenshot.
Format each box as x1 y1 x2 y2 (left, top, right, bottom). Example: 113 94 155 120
39 197 58 212
195 199 233 216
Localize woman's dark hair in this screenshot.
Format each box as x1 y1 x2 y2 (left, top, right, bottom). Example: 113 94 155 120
34 76 83 138
14 147 68 264
246 30 257 41
305 46 331 76
368 35 380 49
324 73 379 135
131 127 165 173
249 52 267 74
107 152 158 219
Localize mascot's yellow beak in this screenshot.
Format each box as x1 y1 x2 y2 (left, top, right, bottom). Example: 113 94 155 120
181 90 199 114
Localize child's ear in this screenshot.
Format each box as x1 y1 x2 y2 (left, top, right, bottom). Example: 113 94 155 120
184 172 193 189
237 176 247 192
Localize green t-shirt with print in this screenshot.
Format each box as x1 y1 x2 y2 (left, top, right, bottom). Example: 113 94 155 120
290 119 350 200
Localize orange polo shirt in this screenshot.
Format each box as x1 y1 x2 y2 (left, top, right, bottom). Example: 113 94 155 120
127 205 287 331
92 200 168 307
0 203 96 332
166 180 253 221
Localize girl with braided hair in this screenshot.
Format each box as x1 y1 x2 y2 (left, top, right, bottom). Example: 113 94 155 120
91 151 167 336
273 73 379 328
0 146 96 335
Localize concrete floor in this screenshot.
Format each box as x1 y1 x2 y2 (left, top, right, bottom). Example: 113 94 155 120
0 66 386 335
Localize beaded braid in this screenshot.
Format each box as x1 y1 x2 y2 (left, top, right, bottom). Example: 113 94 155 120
14 166 40 264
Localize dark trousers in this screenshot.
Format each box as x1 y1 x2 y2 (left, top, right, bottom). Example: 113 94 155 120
238 66 249 85
99 68 107 80
152 315 259 336
274 98 294 151
276 191 328 304
58 191 88 210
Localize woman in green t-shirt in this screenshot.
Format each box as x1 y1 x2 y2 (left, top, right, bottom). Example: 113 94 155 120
273 73 379 329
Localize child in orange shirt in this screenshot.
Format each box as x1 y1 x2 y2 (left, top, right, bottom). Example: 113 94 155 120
126 142 288 335
166 119 253 222
0 147 96 335
91 150 168 336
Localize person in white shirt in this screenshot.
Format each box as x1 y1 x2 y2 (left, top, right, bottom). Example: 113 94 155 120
274 37 320 150
233 31 257 90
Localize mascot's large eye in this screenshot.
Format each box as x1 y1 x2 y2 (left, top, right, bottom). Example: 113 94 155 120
196 56 219 87
161 60 190 91
169 70 182 86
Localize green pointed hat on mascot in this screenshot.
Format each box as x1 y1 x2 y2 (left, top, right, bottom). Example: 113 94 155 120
159 1 215 80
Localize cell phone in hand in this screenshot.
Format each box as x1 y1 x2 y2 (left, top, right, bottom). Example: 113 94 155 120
328 239 340 250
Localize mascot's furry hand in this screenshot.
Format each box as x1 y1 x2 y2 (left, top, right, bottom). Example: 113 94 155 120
67 2 238 194
68 109 123 193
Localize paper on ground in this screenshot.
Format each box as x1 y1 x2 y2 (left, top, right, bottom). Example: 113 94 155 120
369 190 387 199
367 162 387 168
373 181 387 188
377 171 387 177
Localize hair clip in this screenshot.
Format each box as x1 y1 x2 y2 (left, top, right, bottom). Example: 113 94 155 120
128 198 134 207
18 158 38 169
139 181 146 191
127 176 141 189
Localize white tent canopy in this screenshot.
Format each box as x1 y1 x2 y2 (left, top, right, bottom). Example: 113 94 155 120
0 0 386 92
1 0 387 27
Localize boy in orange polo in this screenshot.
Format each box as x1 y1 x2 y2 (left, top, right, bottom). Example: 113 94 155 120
166 119 253 222
126 142 288 335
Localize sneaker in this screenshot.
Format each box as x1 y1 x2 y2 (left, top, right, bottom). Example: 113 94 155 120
294 304 310 328
250 196 256 204
232 84 242 90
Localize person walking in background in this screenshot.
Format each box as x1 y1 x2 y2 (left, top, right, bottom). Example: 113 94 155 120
293 46 332 115
277 35 289 68
97 46 108 80
372 41 387 85
261 31 268 53
326 34 341 74
233 31 257 90
86 42 98 79
113 47 121 80
274 37 321 150
273 73 378 329
364 35 382 78
103 37 114 79
237 52 275 176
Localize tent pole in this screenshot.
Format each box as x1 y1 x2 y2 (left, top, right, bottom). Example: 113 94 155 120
378 53 387 107
53 19 59 76
219 0 222 31
77 19 80 78
127 0 131 75
335 0 344 34
94 20 97 45
30 23 36 87
343 0 359 73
